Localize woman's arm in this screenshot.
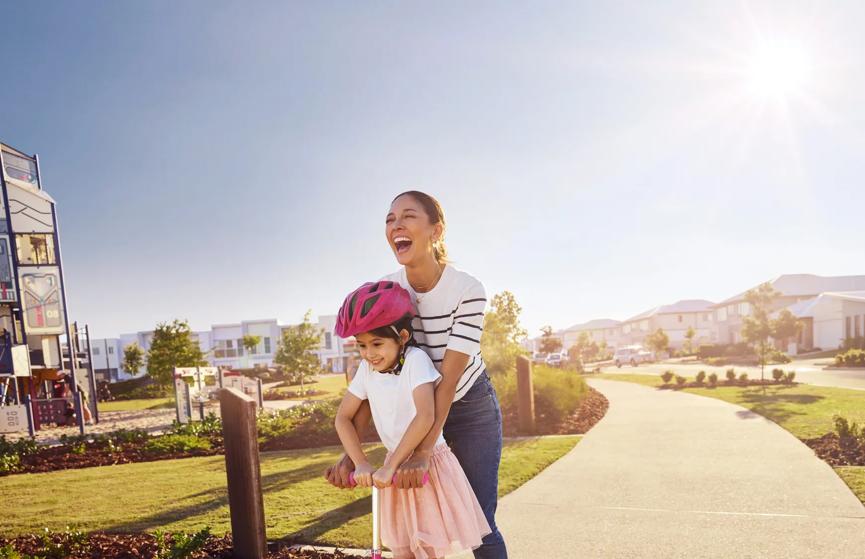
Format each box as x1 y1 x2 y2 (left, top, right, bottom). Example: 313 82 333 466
394 349 469 488
372 383 435 488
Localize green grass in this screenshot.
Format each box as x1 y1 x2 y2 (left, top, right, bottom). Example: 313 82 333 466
835 467 865 505
594 373 865 439
97 397 174 412
0 436 579 547
274 375 348 401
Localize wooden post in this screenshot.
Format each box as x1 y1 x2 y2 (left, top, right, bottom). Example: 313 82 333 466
516 355 535 434
219 387 266 559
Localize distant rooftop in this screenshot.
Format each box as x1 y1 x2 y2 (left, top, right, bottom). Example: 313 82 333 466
625 299 715 322
718 274 865 306
562 318 621 333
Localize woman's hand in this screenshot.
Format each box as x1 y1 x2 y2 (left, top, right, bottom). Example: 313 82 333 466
353 462 376 488
373 465 396 489
394 450 431 489
324 453 356 489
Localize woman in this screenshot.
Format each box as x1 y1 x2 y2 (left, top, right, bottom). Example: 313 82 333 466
325 191 508 558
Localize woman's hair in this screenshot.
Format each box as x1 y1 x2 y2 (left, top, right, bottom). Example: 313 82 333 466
392 190 448 265
368 313 415 345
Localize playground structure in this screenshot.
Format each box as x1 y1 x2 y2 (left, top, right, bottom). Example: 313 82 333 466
0 140 97 436
173 366 263 424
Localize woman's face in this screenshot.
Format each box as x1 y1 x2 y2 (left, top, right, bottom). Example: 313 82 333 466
385 194 442 266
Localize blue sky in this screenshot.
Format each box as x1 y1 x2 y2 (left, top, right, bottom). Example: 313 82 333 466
1 1 863 338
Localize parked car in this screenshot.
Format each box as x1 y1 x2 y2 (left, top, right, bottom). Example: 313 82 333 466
532 352 548 364
545 352 565 367
613 346 654 367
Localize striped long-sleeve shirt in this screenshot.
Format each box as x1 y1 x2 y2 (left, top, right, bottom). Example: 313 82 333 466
383 265 487 401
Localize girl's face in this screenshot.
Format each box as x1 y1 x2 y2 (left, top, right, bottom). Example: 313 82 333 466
355 332 402 372
385 194 442 267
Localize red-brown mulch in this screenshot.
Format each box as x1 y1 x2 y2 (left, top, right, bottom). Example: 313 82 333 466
803 433 865 466
501 386 609 437
0 532 357 558
16 441 222 475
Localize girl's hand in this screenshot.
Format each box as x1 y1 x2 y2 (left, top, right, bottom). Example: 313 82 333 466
395 450 430 489
373 465 396 489
353 463 375 488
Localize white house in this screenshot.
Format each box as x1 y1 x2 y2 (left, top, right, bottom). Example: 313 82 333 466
618 300 715 350
714 274 865 346
784 291 865 351
103 314 353 382
560 319 622 352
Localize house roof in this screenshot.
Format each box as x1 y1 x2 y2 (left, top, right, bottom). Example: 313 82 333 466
782 290 865 318
718 274 865 306
625 299 715 322
562 318 621 332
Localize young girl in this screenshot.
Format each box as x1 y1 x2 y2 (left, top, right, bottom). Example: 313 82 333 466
334 280 491 559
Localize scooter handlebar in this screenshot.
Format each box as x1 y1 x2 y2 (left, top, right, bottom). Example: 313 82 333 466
347 471 430 487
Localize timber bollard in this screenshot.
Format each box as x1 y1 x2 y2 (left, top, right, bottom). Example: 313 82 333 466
219 388 267 559
516 355 536 434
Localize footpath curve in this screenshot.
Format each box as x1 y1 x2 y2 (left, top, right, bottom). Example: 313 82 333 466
461 378 865 558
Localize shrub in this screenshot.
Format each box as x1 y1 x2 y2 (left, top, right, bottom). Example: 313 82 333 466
725 368 736 382
661 371 674 384
707 373 718 386
772 368 784 382
257 399 343 449
675 375 687 387
738 373 748 383
0 436 38 458
695 371 706 384
785 371 796 384
496 365 588 428
144 434 211 454
170 412 222 439
0 453 21 474
836 349 865 367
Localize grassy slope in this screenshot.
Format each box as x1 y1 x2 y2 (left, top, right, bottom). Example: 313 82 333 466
0 436 580 547
593 372 865 505
97 397 174 412
274 375 347 401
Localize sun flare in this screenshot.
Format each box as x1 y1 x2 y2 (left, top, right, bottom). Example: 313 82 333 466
746 39 813 99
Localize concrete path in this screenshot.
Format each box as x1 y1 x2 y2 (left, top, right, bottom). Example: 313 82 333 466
461 379 865 558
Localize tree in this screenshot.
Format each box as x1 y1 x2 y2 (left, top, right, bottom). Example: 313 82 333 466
481 291 528 376
539 326 563 354
684 326 696 355
121 343 145 377
644 328 670 357
772 309 802 349
146 320 206 387
242 335 262 363
741 282 780 383
275 311 323 393
570 331 600 363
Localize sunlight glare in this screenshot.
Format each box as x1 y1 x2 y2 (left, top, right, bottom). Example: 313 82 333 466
746 40 813 99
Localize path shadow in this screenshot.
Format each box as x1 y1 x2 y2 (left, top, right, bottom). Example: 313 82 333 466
279 495 372 544
732 387 824 426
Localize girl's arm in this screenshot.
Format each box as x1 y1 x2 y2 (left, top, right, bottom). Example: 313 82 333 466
372 382 436 488
334 393 375 486
394 349 469 488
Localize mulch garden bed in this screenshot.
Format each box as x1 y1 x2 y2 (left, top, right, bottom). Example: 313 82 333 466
14 441 222 475
501 386 609 437
0 532 355 559
803 433 865 466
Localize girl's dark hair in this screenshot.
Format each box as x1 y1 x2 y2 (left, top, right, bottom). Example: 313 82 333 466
369 313 415 344
392 190 448 265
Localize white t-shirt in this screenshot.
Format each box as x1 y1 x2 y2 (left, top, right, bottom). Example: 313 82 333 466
347 346 446 452
383 265 487 401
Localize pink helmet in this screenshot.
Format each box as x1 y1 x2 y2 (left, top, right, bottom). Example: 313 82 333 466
335 281 414 338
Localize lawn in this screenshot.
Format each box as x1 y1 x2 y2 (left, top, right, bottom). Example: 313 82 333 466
0 436 580 548
97 397 174 412
273 374 348 401
593 372 865 505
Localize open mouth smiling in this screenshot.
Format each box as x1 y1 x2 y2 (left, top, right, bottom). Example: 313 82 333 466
393 235 412 254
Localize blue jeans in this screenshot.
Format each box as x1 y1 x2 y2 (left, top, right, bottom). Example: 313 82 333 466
443 371 508 559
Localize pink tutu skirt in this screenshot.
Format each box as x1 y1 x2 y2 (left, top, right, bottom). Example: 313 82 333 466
381 444 491 559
